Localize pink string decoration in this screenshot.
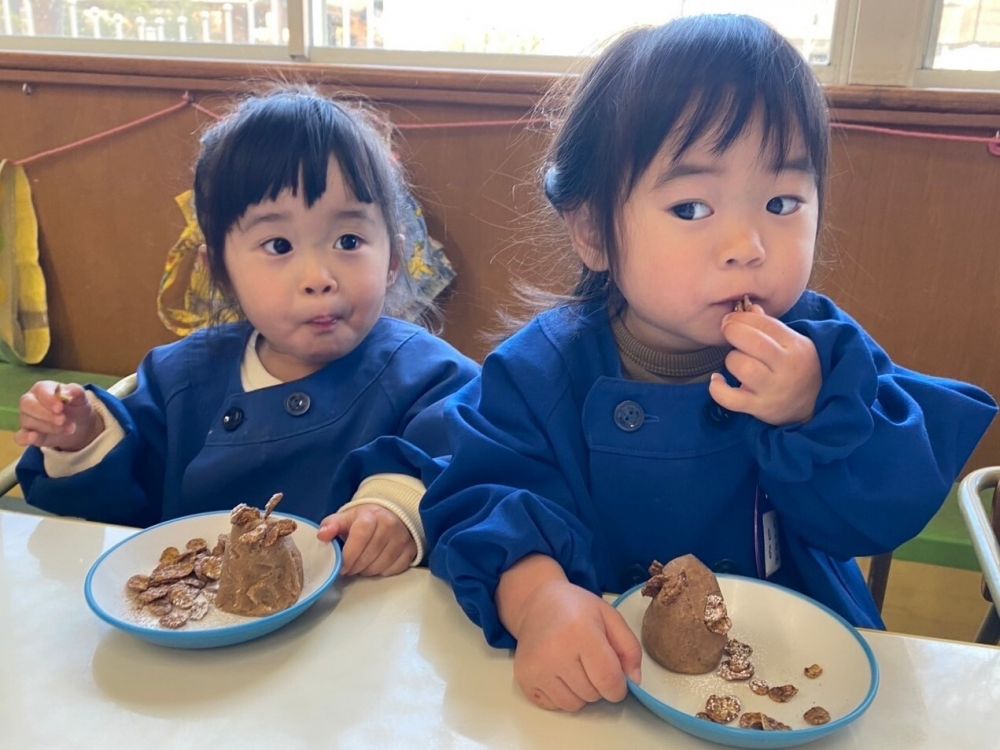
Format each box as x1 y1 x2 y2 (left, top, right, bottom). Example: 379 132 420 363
12 92 1000 167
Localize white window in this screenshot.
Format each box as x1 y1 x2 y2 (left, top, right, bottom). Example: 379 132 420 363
931 0 1000 71
918 0 1000 88
1 0 998 90
846 0 1000 88
308 1 839 77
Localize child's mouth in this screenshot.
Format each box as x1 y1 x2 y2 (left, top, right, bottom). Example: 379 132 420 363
309 315 339 329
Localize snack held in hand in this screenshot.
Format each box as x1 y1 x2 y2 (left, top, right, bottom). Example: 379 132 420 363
640 554 731 674
215 493 304 617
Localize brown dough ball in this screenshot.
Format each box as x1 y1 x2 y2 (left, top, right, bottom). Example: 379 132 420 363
215 503 304 617
640 554 731 674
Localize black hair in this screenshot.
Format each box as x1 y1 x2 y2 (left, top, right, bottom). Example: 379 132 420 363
193 85 427 322
541 14 830 311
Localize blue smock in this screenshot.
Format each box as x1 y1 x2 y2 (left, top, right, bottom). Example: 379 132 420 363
19 318 479 527
422 292 997 647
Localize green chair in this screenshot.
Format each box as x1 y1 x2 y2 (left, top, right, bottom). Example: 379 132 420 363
864 482 992 614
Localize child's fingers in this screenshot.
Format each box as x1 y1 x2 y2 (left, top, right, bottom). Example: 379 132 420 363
359 535 416 576
316 513 346 543
340 508 378 575
19 391 66 427
709 372 753 415
18 409 72 437
348 525 390 575
58 390 92 420
322 506 417 574
527 686 558 711
724 350 770 389
725 307 804 349
14 426 71 449
28 380 70 412
579 640 629 702
13 428 39 447
355 539 394 576
721 319 783 369
602 605 643 687
58 383 88 406
357 537 409 576
541 676 587 713
378 549 416 577
560 660 602 704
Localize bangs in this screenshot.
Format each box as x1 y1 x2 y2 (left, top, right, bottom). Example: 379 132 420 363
667 75 818 175
199 93 385 240
624 15 828 190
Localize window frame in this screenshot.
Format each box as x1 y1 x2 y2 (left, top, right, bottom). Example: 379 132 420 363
0 0 998 90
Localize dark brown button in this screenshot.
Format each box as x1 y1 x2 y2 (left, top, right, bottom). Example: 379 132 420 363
222 407 244 431
614 400 644 432
285 392 311 417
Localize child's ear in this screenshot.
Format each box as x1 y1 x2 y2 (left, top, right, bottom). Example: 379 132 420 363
387 240 402 285
564 207 609 272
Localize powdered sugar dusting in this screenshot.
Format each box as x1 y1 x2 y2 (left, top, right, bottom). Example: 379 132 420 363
121 600 256 631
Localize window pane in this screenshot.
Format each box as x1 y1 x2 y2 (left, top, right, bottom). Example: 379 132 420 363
1 0 288 45
315 0 838 65
932 0 1000 70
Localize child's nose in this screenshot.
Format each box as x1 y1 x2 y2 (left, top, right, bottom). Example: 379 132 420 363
303 280 335 295
300 259 338 295
720 226 766 267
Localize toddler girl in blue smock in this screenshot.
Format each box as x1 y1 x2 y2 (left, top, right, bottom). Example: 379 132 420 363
16 87 478 577
421 15 997 712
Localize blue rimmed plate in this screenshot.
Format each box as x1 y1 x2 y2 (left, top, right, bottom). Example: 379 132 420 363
612 576 878 748
85 510 341 648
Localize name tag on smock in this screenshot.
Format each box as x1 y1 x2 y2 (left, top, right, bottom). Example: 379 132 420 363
754 488 782 578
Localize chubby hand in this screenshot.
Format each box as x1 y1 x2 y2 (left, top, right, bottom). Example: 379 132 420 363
14 381 104 451
511 579 642 712
709 303 821 426
316 504 416 576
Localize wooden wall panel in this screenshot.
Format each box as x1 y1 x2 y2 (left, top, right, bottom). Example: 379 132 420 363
1 56 999 471
817 129 1000 473
1 83 203 373
389 106 554 358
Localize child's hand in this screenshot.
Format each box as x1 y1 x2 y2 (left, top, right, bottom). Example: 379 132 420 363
710 304 821 426
14 381 104 451
317 504 416 576
510 579 642 712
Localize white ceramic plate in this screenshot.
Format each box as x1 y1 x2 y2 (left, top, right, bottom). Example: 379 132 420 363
85 510 341 649
613 576 878 748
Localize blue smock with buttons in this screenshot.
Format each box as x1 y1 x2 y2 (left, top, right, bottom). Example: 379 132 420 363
421 291 997 647
18 318 479 528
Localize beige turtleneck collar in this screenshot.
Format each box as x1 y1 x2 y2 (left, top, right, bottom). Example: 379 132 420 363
610 315 729 384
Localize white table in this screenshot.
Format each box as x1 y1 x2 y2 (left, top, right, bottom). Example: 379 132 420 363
2 509 998 749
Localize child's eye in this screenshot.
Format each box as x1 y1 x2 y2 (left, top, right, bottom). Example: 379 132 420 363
669 201 713 221
335 234 363 251
262 237 293 255
766 196 802 216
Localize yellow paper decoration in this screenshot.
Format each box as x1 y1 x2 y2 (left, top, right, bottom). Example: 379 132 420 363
0 159 50 365
157 190 238 337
